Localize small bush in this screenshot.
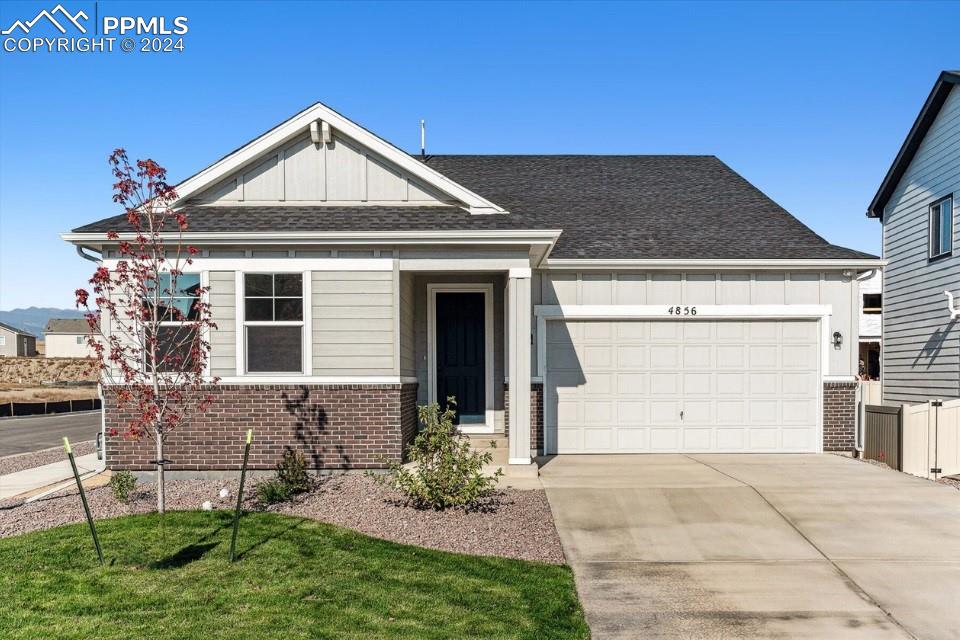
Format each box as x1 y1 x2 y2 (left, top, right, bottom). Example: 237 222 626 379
109 470 137 503
256 449 311 505
256 478 292 505
376 399 502 510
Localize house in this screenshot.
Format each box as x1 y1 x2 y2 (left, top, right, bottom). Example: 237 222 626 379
858 270 881 380
44 318 97 358
868 70 960 404
62 102 880 474
0 321 37 357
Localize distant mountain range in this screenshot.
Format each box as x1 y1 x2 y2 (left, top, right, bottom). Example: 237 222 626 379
0 307 85 338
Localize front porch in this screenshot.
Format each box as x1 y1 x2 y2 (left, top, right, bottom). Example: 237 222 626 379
399 266 538 468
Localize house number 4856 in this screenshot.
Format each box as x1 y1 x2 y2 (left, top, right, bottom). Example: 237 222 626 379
667 306 697 316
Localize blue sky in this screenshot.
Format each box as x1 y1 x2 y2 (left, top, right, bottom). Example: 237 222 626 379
0 0 957 310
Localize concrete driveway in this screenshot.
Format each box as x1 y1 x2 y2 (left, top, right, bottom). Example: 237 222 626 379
541 454 960 639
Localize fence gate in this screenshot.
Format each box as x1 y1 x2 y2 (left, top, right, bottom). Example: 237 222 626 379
864 404 902 471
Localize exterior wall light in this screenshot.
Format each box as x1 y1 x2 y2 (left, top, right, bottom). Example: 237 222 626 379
832 331 843 349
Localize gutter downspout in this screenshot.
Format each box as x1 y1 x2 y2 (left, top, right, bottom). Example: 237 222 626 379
76 246 101 263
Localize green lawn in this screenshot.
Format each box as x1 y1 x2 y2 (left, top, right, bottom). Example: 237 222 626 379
0 511 588 640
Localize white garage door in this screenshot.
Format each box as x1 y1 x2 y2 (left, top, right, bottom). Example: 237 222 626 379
545 320 820 454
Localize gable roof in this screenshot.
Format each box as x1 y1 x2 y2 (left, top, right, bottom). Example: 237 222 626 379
71 155 875 261
0 321 34 337
868 70 960 219
171 102 506 214
44 318 91 334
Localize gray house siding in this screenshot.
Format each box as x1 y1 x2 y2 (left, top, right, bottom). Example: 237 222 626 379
208 271 237 377
882 84 960 403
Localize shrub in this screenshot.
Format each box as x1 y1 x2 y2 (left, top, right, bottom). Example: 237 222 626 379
256 479 292 505
256 449 311 505
109 470 137 503
377 399 502 510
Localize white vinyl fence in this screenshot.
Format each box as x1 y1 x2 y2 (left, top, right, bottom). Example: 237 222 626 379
900 399 960 480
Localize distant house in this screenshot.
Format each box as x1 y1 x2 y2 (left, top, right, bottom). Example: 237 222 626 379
858 270 881 380
0 321 37 357
44 318 96 358
868 70 960 403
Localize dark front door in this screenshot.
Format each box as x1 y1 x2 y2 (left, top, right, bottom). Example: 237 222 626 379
436 292 486 425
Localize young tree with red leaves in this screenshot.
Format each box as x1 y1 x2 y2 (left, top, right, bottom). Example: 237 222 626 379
76 150 218 513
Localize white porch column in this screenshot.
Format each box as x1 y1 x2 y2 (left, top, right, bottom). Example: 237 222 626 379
507 268 532 465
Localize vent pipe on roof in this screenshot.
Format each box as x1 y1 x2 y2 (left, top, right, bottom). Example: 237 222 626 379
420 119 426 158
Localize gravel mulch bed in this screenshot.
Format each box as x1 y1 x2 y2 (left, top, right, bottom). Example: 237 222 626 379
0 475 565 564
852 455 960 491
0 441 96 476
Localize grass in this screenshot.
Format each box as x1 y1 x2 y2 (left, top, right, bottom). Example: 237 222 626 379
0 511 588 640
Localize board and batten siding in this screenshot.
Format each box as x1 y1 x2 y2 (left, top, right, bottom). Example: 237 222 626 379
189 132 447 205
208 271 237 377
311 271 396 376
538 271 857 377
882 84 960 404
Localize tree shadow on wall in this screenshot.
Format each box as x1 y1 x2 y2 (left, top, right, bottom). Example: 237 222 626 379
912 319 957 369
281 386 352 470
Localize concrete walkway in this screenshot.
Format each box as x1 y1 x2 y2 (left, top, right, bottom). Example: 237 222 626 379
541 454 960 640
0 453 101 500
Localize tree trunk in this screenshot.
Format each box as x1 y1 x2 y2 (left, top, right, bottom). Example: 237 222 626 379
156 433 165 514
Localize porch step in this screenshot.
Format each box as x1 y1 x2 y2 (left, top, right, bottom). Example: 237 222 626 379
464 433 508 465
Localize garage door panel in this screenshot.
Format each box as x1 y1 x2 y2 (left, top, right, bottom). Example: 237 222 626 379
683 428 712 450
584 345 613 368
684 373 713 394
617 401 647 424
651 373 681 395
683 345 713 368
617 373 649 395
651 345 680 368
650 428 681 450
583 428 613 450
545 319 819 454
617 345 649 368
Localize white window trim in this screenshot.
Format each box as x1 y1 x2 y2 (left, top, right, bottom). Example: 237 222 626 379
929 195 954 259
235 271 312 376
426 283 495 434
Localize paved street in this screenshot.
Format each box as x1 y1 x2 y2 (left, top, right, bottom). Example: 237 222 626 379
0 411 102 456
542 454 960 640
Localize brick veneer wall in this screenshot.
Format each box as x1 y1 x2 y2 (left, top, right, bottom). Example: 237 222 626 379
504 382 544 455
104 383 418 471
823 381 857 452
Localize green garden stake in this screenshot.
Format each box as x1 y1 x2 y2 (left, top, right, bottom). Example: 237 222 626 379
229 429 253 562
64 437 104 566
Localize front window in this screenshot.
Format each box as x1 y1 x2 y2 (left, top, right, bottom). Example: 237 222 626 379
243 273 304 373
149 273 201 372
930 195 953 259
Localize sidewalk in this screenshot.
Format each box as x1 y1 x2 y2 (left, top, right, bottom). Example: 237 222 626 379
0 453 101 500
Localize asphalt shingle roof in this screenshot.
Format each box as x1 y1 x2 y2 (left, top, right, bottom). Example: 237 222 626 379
44 318 92 334
73 155 874 260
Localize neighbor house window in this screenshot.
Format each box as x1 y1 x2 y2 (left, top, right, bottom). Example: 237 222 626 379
76 336 84 345
149 273 202 372
243 273 304 373
930 195 954 259
0 336 5 346
862 293 882 314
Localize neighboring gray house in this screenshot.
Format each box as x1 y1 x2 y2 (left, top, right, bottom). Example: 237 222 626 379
868 70 960 404
0 321 37 357
44 318 97 358
63 102 880 473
